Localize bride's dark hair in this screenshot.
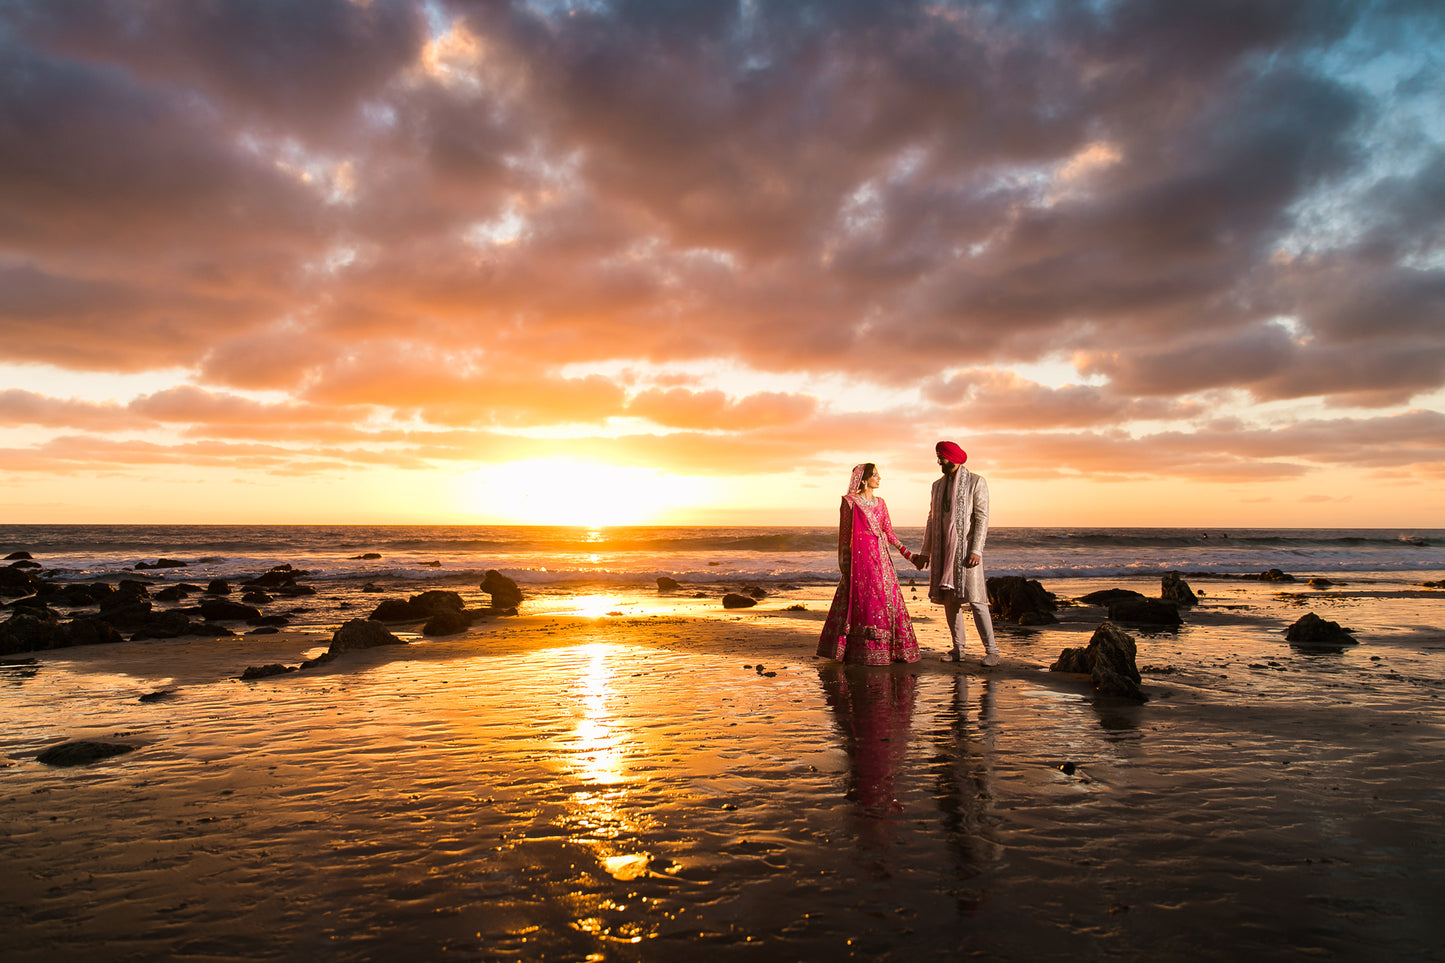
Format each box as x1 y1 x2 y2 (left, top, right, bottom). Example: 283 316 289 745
855 463 876 491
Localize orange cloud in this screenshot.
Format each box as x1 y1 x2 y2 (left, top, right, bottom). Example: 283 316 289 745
625 388 817 430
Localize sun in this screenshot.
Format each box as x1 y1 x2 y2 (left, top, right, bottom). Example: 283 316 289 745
463 458 717 526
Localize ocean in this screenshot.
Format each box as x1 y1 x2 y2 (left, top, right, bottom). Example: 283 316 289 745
4 524 1441 589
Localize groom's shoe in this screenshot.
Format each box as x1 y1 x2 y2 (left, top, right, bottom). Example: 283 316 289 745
982 652 1001 666
940 651 964 663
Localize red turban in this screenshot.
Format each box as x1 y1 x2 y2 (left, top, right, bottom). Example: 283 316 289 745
935 441 967 464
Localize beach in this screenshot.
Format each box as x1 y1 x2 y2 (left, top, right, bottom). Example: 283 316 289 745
4 551 1444 961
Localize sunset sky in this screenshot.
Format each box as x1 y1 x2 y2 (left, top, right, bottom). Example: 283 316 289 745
2 0 1443 528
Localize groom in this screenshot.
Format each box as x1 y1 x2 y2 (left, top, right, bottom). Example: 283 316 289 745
914 441 999 665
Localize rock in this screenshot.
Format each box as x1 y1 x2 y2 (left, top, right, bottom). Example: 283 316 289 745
248 614 291 627
154 586 190 602
116 579 153 599
271 584 316 597
129 611 220 641
135 558 188 570
4 551 33 560
36 583 102 606
1079 588 1147 606
10 596 58 618
239 663 297 680
97 600 154 628
64 617 124 647
362 582 384 593
329 618 405 653
0 566 40 598
1285 612 1357 646
205 579 231 595
242 591 273 604
244 565 311 588
409 590 465 616
1106 597 1182 626
138 689 178 703
1161 572 1198 606
0 613 69 654
126 611 189 641
10 559 41 568
657 576 682 592
1050 622 1147 700
481 570 523 609
36 740 138 766
1308 577 1335 588
422 609 471 636
420 560 442 568
351 553 382 560
987 576 1057 624
198 599 263 621
1257 568 1296 582
743 585 769 599
722 593 757 609
369 599 431 622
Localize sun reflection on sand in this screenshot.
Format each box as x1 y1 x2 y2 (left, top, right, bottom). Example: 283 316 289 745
568 644 626 785
553 643 662 944
554 594 633 618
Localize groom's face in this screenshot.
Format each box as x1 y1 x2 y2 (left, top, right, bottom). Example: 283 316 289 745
937 455 957 475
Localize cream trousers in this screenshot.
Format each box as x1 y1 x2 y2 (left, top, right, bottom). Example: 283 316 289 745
943 592 996 656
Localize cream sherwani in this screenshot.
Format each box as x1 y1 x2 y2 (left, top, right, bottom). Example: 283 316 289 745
920 465 997 658
921 466 989 603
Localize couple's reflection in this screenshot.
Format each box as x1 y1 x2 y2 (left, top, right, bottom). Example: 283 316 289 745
819 664 998 875
817 664 918 822
931 670 1001 903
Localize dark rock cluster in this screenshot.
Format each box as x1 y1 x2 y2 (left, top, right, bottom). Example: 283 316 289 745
1161 571 1198 606
329 618 406 652
1080 588 1145 606
1050 622 1147 701
986 576 1057 624
36 740 138 766
366 589 494 635
240 618 408 680
1106 597 1181 626
134 558 187 570
1284 612 1357 647
481 570 523 610
1077 573 1195 627
0 558 318 655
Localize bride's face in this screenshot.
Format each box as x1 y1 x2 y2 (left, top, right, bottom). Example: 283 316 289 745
866 470 881 490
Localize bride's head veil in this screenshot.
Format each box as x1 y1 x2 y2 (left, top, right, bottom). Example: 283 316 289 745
847 463 868 494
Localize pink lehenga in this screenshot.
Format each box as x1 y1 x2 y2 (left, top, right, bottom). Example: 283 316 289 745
817 470 920 665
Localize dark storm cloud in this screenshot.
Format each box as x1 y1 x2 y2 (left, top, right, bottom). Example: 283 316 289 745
6 0 427 137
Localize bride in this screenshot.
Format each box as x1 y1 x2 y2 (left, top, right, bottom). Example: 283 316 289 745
816 463 920 665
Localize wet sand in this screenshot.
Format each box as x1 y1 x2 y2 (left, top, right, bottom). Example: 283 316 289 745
2 576 1444 961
